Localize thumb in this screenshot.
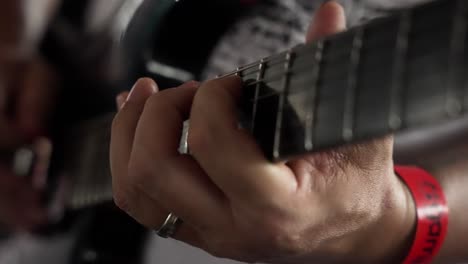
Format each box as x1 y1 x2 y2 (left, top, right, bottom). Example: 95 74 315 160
306 1 347 43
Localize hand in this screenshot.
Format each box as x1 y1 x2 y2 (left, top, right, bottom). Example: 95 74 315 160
0 0 58 231
0 164 48 231
0 0 59 149
110 2 415 263
0 137 52 231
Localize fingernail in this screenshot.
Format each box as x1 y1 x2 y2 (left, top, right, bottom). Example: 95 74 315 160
116 92 129 110
127 78 158 103
177 80 200 89
189 80 201 88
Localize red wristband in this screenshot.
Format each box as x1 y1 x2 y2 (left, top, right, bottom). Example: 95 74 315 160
395 166 449 264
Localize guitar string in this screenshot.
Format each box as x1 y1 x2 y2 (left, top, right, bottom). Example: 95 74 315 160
70 1 466 205
236 3 464 157
215 5 463 102
237 41 459 103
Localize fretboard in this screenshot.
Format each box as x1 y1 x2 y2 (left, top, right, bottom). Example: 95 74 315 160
216 0 468 161
59 0 468 209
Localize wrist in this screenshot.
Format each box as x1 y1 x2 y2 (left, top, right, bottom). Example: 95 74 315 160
427 163 468 263
395 166 449 264
350 169 416 264
385 174 417 263
375 171 417 263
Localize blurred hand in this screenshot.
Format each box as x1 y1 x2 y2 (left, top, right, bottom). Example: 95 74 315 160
0 0 59 231
0 165 48 231
0 0 59 148
110 2 415 263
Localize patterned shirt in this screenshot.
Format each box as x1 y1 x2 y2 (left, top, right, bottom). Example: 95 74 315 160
202 0 431 79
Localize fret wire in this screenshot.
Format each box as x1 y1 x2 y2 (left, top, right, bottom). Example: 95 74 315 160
217 62 262 79
216 45 308 80
305 40 325 151
389 10 412 130
245 35 461 105
251 59 266 132
214 5 458 124
209 1 465 161
245 70 292 87
240 25 450 92
235 67 241 76
216 8 452 84
447 0 468 116
273 50 294 159
217 16 448 85
343 27 364 142
217 50 295 79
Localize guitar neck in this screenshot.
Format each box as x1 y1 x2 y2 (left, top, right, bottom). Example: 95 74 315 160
60 0 468 209
226 0 468 161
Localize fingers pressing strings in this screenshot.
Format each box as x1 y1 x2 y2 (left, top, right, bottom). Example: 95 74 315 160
287 1 348 183
111 80 216 247
111 79 203 245
111 78 158 194
110 78 164 227
130 81 229 233
185 2 348 203
189 77 297 204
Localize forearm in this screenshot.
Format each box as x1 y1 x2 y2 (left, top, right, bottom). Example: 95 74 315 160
428 158 468 263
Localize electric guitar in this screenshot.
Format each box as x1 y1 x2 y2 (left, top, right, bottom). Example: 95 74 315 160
5 0 468 262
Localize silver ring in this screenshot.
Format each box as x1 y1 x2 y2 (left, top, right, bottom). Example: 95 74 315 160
155 213 183 238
